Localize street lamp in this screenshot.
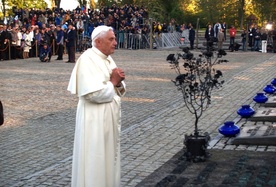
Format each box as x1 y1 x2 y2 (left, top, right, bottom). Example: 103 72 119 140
266 23 273 31
265 22 274 53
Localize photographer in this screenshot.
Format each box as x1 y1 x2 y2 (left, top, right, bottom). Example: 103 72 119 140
39 42 51 62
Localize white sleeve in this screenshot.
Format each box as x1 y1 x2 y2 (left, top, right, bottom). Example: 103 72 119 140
115 81 126 97
84 81 115 103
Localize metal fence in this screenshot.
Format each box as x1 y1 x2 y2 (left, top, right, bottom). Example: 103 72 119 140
76 31 186 51
0 31 187 61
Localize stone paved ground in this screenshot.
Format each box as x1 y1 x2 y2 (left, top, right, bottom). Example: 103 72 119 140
0 49 276 187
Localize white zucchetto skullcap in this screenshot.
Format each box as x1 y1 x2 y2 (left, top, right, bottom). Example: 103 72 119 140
91 25 113 41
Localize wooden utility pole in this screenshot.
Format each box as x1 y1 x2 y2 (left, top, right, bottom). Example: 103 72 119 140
195 18 200 49
149 18 153 50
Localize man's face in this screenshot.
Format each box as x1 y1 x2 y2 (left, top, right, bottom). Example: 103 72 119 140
96 30 117 56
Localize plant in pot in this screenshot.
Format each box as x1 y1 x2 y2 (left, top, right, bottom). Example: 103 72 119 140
166 43 228 162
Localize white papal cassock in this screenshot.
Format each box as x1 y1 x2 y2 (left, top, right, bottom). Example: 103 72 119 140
67 47 126 187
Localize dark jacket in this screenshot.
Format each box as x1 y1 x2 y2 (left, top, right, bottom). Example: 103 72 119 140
205 27 214 41
39 45 51 62
254 31 261 41
189 28 195 41
65 29 76 47
40 32 50 46
56 30 64 44
0 30 9 44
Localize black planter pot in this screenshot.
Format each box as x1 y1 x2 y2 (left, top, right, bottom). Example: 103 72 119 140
183 133 210 162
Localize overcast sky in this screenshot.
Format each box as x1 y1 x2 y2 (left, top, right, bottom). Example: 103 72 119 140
45 0 80 10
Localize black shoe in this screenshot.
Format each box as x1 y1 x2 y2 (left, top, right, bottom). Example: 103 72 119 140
56 58 63 60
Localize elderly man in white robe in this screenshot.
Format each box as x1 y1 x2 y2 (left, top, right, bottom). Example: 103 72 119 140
68 25 126 187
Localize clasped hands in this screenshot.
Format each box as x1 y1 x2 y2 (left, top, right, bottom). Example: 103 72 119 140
110 68 125 87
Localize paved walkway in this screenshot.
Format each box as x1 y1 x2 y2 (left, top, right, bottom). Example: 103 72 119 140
0 49 276 186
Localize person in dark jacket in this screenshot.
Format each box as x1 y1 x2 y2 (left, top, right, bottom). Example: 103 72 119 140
39 42 51 62
56 25 64 60
253 28 261 51
205 24 214 41
241 29 247 51
0 25 9 60
189 25 195 50
40 28 50 52
65 23 76 63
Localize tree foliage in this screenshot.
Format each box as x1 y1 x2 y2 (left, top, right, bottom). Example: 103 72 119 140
53 0 61 8
1 0 7 17
97 0 113 7
90 0 96 9
115 0 276 29
3 0 47 10
1 0 276 29
77 0 87 7
250 0 276 26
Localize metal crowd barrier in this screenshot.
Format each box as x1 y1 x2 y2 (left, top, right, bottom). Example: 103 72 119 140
76 31 183 50
76 32 150 50
0 32 185 61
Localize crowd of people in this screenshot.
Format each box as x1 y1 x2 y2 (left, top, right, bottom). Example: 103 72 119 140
204 21 276 52
0 4 152 61
0 4 276 62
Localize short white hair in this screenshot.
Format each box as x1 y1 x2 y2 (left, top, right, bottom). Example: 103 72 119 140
91 25 114 46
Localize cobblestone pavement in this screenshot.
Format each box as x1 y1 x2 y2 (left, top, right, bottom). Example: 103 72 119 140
0 49 276 187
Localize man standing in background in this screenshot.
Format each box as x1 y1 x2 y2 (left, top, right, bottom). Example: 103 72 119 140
65 23 76 63
213 21 221 38
189 25 195 50
221 22 227 41
217 28 225 50
205 24 214 41
229 25 237 45
56 25 64 60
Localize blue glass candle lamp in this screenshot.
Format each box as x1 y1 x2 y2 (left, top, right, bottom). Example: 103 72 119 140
218 121 240 137
253 93 268 103
237 105 255 118
271 78 276 87
263 85 276 94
